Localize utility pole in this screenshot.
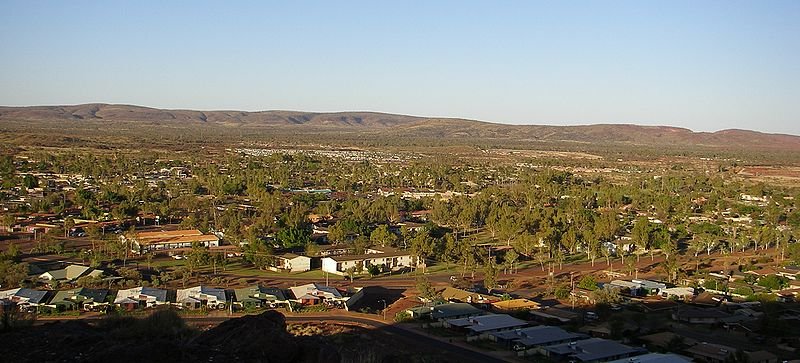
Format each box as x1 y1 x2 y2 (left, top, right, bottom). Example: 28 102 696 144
570 271 575 310
379 299 387 321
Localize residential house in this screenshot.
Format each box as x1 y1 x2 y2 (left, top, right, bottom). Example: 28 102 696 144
289 283 345 306
660 287 695 300
671 308 732 324
234 285 289 309
777 266 800 280
639 332 698 351
0 288 50 310
686 342 778 363
176 286 227 309
321 247 417 275
609 280 643 296
529 307 580 324
745 351 779 363
632 279 667 295
125 229 219 254
543 338 648 362
431 302 485 321
409 210 432 221
691 292 727 307
38 264 103 282
114 287 171 310
607 353 692 363
46 288 108 311
491 298 540 312
272 253 311 272
489 325 588 353
609 279 666 296
405 302 485 320
440 286 499 306
444 314 528 339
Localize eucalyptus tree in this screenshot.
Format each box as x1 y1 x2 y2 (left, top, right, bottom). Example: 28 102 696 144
631 217 650 261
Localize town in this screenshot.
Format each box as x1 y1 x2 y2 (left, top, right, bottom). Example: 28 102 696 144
1 143 799 362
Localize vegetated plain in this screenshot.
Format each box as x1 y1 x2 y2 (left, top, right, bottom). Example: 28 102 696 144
1 104 800 362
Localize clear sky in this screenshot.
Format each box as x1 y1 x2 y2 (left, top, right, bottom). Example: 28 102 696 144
1 1 798 135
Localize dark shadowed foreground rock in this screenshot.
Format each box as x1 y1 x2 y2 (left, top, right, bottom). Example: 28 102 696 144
195 310 341 362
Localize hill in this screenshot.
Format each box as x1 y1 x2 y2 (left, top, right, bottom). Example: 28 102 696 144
1 103 799 151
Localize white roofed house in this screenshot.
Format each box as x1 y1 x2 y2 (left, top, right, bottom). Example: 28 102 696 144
272 253 311 272
38 264 103 282
489 325 589 354
289 283 345 307
176 286 228 310
0 288 51 311
543 338 648 362
124 229 219 254
444 314 528 340
113 287 170 310
321 247 418 276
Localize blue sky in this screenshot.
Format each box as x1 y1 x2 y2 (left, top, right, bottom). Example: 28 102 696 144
1 1 798 134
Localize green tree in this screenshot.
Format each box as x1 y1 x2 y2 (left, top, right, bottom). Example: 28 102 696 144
22 174 38 189
416 276 439 301
186 241 210 274
1 214 15 232
275 226 311 250
243 239 273 269
631 217 650 261
591 286 622 305
411 231 435 273
369 224 397 247
64 217 75 238
503 249 519 274
483 258 498 291
0 259 28 287
578 275 599 291
345 266 357 283
757 275 788 291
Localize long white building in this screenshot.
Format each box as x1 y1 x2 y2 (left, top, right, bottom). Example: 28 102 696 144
321 247 418 275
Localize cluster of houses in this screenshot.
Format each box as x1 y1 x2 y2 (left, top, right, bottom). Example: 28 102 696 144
406 300 691 362
402 284 785 362
118 228 423 276
0 282 355 314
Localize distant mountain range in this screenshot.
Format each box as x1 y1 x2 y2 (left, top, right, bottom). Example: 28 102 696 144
2 103 799 151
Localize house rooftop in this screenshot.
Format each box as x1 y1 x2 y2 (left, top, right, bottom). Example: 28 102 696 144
324 248 412 262
135 229 203 239
491 298 540 311
440 287 498 304
530 307 580 322
50 288 107 305
289 283 342 300
114 287 169 304
177 286 226 302
447 313 527 333
491 325 587 346
686 342 736 361
40 264 99 281
545 338 647 362
234 285 287 302
430 302 484 319
0 288 50 305
674 307 731 320
607 353 692 363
